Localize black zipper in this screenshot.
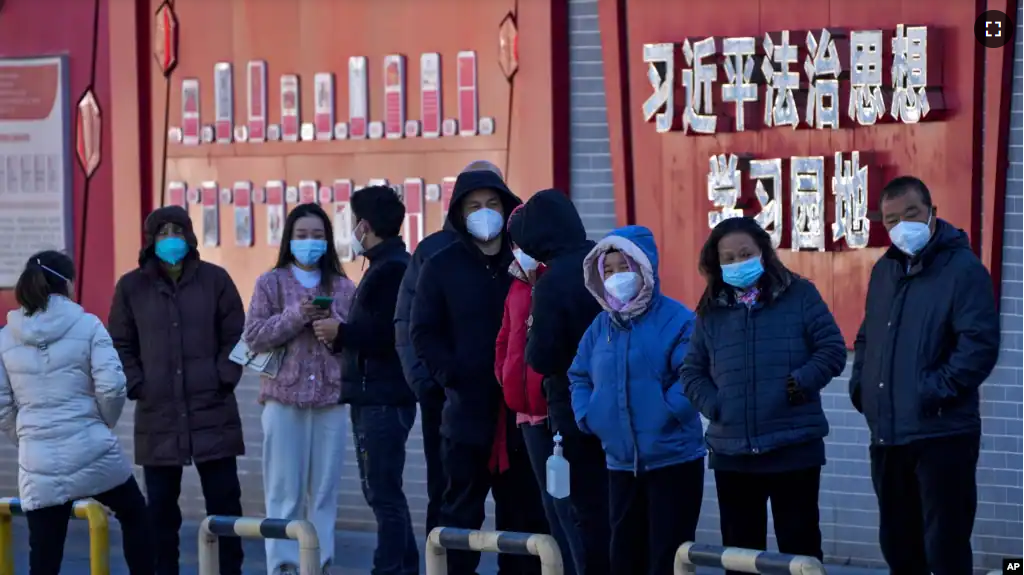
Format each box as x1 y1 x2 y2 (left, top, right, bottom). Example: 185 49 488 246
745 305 756 454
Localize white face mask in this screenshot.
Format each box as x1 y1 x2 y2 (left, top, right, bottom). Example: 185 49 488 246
351 221 366 257
465 208 504 241
603 272 641 303
888 211 933 256
513 248 538 273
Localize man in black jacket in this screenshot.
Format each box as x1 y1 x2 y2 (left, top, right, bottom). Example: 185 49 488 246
313 186 417 575
850 176 999 575
508 190 609 575
394 160 504 536
411 170 546 575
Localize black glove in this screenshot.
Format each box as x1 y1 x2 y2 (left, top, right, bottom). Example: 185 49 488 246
786 376 807 406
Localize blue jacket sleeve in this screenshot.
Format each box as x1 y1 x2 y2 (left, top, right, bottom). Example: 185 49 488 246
664 314 698 423
790 281 847 393
568 319 599 435
921 258 1000 408
410 258 455 388
395 249 438 400
679 316 720 421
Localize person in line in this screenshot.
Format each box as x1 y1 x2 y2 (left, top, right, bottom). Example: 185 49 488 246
508 189 609 575
495 204 581 575
312 186 418 575
0 252 153 575
243 203 356 575
411 169 547 575
850 176 999 575
680 217 846 569
108 206 246 575
395 160 505 536
568 226 706 575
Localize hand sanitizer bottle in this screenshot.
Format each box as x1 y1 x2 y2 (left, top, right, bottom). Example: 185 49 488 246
546 433 570 499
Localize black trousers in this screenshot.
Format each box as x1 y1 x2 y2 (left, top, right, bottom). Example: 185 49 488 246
608 459 704 575
144 457 244 575
870 432 980 575
563 432 611 575
714 465 822 574
27 476 153 575
439 436 549 575
421 398 446 535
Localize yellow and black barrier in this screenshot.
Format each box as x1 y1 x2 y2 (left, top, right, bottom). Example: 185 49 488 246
674 541 827 575
0 496 109 575
198 516 320 575
425 527 563 575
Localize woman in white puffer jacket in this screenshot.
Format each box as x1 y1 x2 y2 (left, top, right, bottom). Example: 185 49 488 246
0 251 153 575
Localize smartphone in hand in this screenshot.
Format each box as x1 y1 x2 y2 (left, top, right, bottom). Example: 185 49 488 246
311 296 334 309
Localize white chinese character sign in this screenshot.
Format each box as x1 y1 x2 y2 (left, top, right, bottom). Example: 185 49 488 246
619 1 996 349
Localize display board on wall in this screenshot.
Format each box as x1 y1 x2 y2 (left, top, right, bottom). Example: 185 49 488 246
0 55 72 287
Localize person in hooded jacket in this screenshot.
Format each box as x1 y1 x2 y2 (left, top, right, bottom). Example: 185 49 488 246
243 203 356 575
411 169 546 575
850 177 999 575
568 226 705 575
496 204 583 575
681 217 846 570
0 251 154 575
395 160 505 536
507 190 609 575
108 206 246 575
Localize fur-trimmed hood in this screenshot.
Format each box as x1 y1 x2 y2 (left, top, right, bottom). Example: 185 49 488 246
582 225 660 321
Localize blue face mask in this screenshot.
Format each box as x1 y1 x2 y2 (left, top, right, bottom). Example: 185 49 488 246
888 212 933 256
291 239 328 267
721 256 764 289
154 237 189 265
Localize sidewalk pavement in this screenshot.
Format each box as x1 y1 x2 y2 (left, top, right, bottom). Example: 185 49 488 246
6 520 886 574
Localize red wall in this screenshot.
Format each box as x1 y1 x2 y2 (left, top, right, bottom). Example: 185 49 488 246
0 0 115 323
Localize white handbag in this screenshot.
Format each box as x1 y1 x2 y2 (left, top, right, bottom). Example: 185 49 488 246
229 273 285 378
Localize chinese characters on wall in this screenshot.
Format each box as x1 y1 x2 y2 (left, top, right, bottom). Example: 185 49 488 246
643 25 936 251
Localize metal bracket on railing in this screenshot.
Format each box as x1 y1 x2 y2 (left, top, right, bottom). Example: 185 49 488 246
425 527 563 575
674 541 827 575
0 497 109 575
198 516 320 575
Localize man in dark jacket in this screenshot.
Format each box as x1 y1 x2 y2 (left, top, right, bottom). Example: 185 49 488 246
394 160 503 535
851 176 999 575
313 185 418 575
411 169 546 575
108 206 245 575
508 190 609 575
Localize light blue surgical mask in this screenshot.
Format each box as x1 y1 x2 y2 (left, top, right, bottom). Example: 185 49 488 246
155 237 189 265
291 239 328 267
889 212 933 256
513 248 538 274
721 256 764 289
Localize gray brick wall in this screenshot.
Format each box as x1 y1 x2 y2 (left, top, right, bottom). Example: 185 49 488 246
568 0 616 240
564 2 1024 571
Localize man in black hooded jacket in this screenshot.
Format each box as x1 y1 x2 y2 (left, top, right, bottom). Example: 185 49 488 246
394 160 504 535
411 170 546 575
508 189 609 575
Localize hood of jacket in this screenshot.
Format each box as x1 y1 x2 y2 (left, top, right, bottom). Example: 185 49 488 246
139 205 199 266
6 295 85 346
885 217 970 271
446 170 521 241
507 189 588 262
583 225 660 321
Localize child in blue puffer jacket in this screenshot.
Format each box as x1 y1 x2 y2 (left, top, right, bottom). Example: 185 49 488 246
568 225 706 575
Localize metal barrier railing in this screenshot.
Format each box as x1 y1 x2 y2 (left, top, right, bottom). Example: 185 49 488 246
198 516 320 575
0 496 110 575
425 527 563 575
674 541 827 574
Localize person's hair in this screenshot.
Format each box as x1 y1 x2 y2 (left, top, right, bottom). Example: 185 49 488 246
274 203 347 283
695 217 793 317
15 250 75 316
880 176 932 207
350 185 405 239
